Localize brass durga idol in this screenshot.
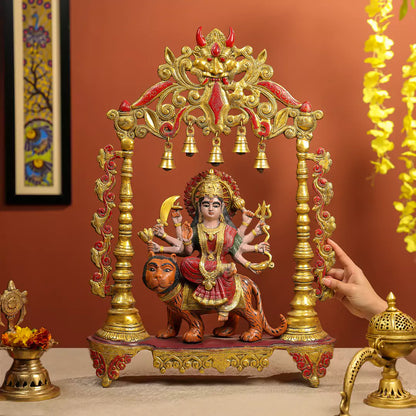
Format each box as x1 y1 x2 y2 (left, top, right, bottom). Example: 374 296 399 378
139 169 286 343
87 27 337 388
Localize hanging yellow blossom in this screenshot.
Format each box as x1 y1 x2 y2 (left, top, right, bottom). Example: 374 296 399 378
364 0 395 174
394 44 416 252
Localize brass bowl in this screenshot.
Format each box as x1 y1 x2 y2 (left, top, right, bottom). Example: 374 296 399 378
0 347 60 401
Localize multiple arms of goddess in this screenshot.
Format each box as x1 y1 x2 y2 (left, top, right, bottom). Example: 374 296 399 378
147 205 272 274
233 208 271 274
147 210 185 255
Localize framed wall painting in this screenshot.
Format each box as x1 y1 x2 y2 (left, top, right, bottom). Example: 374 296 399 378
4 0 71 205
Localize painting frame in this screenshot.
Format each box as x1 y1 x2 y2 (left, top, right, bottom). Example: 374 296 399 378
4 0 71 205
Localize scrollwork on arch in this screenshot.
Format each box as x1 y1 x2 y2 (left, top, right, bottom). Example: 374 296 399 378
107 27 321 144
307 148 336 301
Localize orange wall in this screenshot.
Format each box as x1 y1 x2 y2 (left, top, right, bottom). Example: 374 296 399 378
1 0 416 348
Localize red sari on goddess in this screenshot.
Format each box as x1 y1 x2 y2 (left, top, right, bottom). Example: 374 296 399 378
179 222 242 307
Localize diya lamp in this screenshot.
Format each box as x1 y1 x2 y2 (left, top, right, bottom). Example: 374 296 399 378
339 292 416 415
0 280 60 401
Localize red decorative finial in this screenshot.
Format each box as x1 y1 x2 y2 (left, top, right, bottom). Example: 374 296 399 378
225 27 235 47
196 26 206 47
119 100 131 112
300 101 312 112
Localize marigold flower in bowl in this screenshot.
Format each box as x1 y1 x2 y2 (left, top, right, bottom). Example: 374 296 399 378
1 326 54 350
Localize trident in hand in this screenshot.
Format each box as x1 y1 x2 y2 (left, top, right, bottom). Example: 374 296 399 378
254 201 272 243
251 201 275 271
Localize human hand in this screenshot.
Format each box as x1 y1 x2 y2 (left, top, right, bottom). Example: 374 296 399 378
152 224 165 238
322 239 387 320
242 209 254 225
257 241 270 253
224 262 237 277
172 210 182 224
147 241 161 253
182 221 193 242
254 221 265 236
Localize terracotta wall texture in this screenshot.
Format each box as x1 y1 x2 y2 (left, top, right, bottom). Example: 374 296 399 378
1 0 416 348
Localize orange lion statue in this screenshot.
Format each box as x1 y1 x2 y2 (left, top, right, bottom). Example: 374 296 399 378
142 253 287 343
139 169 287 343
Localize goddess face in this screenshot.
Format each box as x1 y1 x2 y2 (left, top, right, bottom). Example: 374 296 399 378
144 257 177 293
200 196 223 222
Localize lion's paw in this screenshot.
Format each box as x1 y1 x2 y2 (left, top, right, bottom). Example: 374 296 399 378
183 327 203 343
240 328 262 342
156 328 178 338
213 326 234 337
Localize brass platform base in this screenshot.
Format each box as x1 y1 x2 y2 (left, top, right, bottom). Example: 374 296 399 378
88 334 334 388
364 375 416 409
365 393 416 409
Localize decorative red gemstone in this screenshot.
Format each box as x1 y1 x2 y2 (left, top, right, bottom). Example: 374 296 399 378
119 100 131 112
300 101 312 112
209 82 224 124
211 42 221 57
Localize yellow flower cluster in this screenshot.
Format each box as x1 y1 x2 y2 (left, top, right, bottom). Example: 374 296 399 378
394 44 416 252
363 0 395 174
1 325 52 349
2 326 34 347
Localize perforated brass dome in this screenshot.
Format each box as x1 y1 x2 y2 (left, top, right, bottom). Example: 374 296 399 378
367 292 416 341
339 292 416 415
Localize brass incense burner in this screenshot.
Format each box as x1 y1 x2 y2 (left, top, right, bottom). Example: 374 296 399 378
339 292 416 415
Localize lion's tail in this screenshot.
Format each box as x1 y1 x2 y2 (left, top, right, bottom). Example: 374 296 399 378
251 280 287 337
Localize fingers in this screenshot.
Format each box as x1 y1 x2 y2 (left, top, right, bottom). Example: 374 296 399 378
327 239 356 269
147 241 158 251
259 242 270 253
152 224 164 236
326 268 344 281
322 276 353 297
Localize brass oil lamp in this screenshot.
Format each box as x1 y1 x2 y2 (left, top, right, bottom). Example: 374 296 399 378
339 292 416 415
0 281 60 401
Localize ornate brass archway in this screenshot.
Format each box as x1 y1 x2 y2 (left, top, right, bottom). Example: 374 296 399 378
87 27 336 388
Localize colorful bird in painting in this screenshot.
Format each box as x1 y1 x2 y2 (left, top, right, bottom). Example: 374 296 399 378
23 11 51 49
25 159 52 185
25 119 53 155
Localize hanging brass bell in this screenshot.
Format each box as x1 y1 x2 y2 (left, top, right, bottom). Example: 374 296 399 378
182 125 198 157
159 141 175 171
208 136 224 166
254 141 269 172
233 125 250 155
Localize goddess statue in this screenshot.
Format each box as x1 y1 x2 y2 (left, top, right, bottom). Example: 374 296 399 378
143 169 273 321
